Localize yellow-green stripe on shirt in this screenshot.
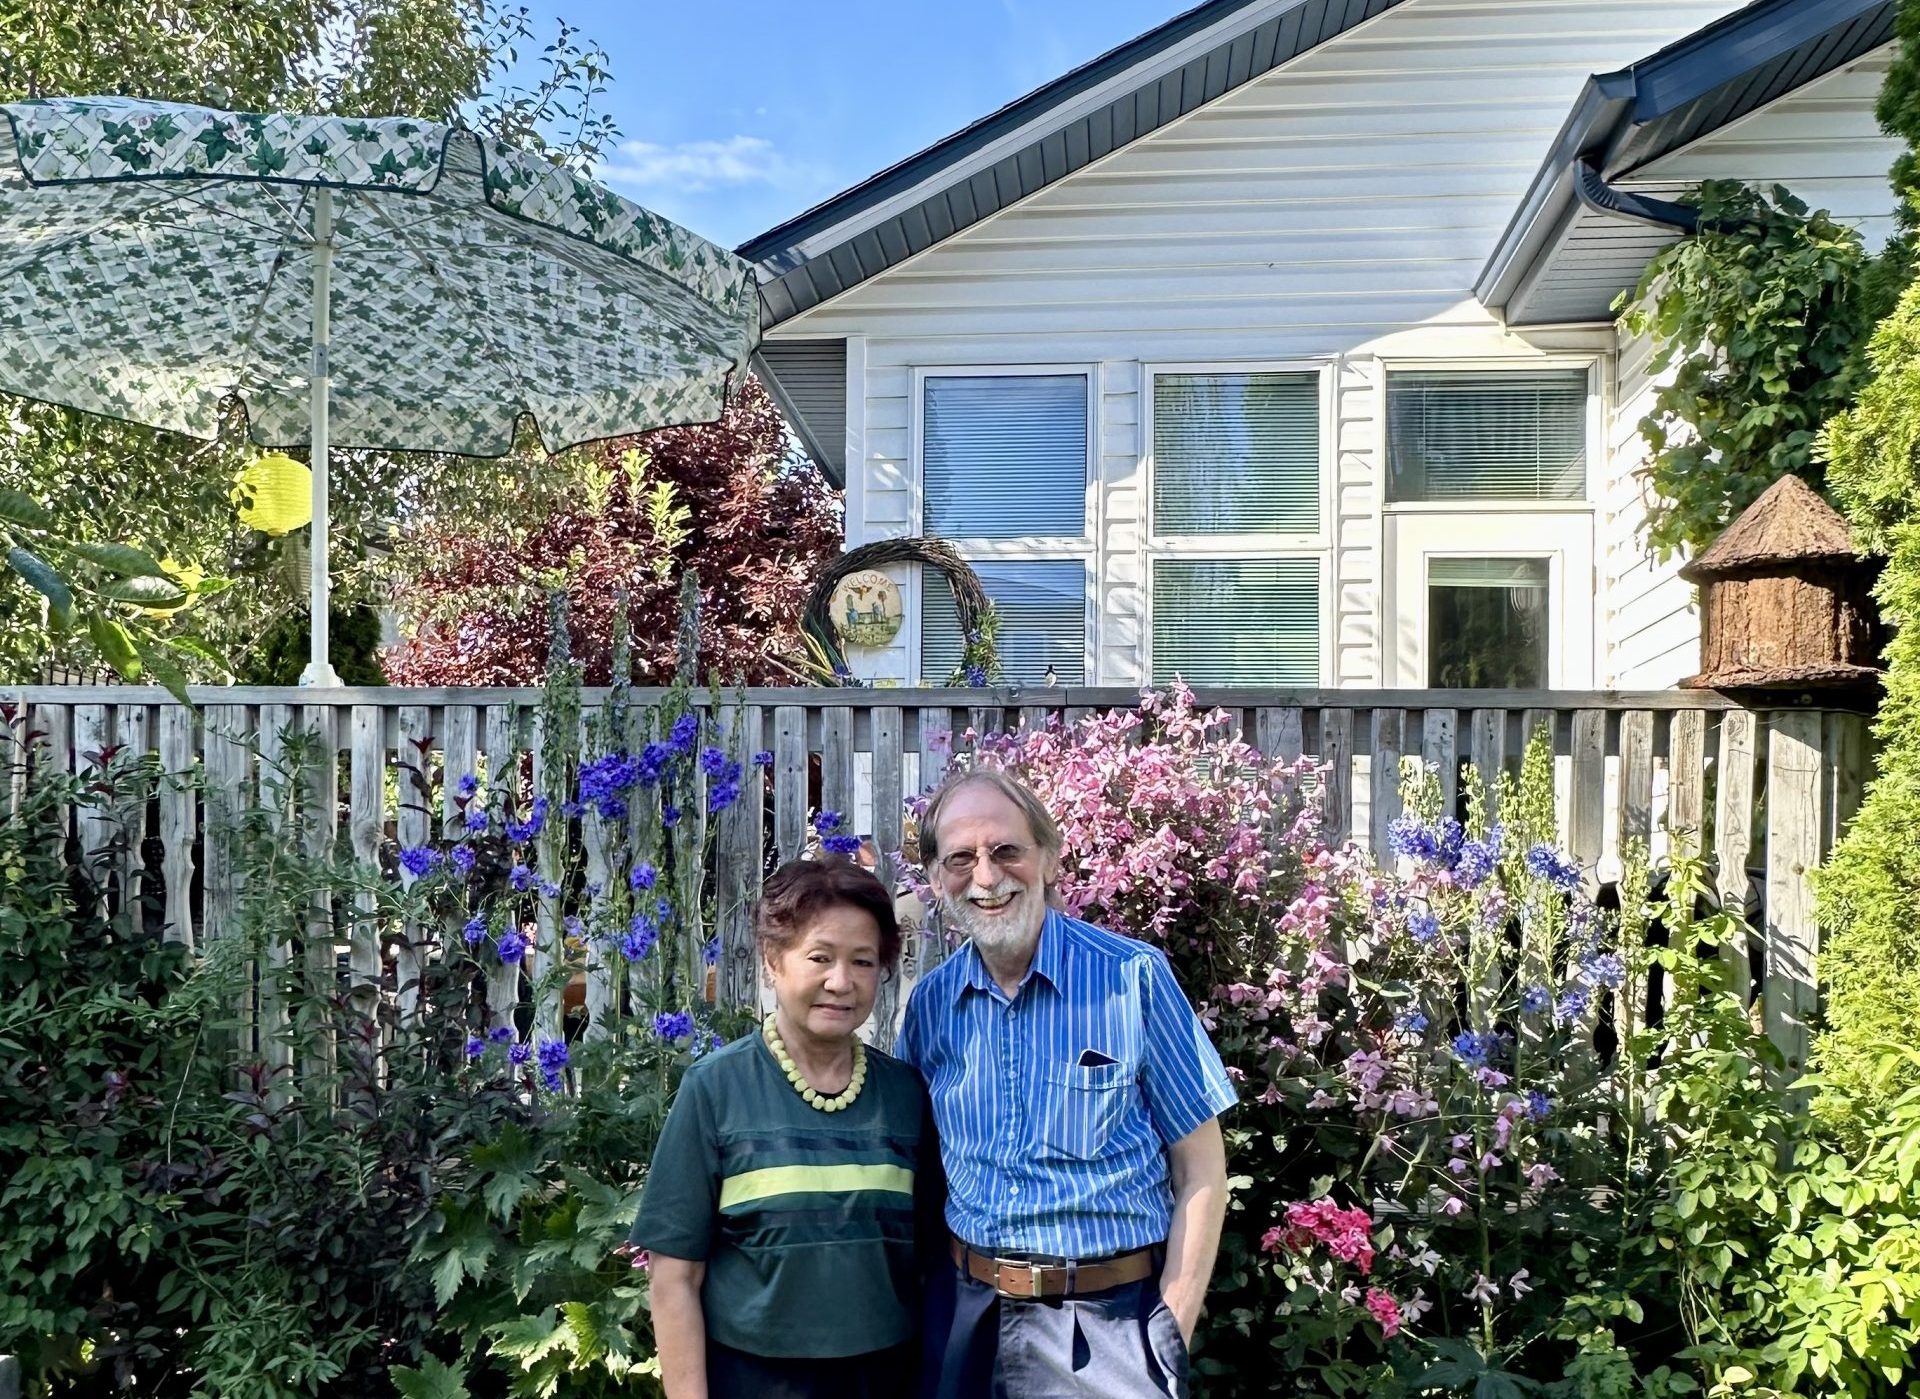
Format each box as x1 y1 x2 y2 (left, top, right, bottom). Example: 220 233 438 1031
719 1162 915 1211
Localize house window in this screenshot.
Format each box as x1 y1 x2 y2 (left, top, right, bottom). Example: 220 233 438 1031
921 374 1087 537
1387 369 1588 502
1151 558 1319 686
1153 372 1320 535
1427 558 1549 689
1147 368 1325 684
918 371 1090 683
922 560 1087 685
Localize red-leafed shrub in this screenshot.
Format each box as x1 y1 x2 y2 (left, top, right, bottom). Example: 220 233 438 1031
382 377 842 686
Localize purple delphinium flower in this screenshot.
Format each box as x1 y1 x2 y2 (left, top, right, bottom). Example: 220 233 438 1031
1581 952 1627 990
462 914 487 945
1526 1090 1553 1120
702 936 721 967
509 863 535 891
1436 818 1466 868
752 750 774 768
487 1025 514 1045
661 804 681 829
635 741 673 787
699 745 729 778
708 781 741 814
564 915 585 940
814 810 845 836
1407 910 1440 944
655 898 674 923
536 878 562 899
822 834 862 856
508 1041 531 1066
1555 987 1591 1023
536 1038 570 1092
1386 816 1439 863
463 807 489 834
654 1009 695 1043
669 714 699 753
497 929 528 963
450 844 477 876
457 774 479 799
1454 837 1497 890
1451 1030 1504 1069
398 846 438 878
1394 1009 1429 1035
1524 843 1582 893
630 862 657 892
622 913 659 962
1521 985 1551 1015
465 1036 485 1059
964 664 988 687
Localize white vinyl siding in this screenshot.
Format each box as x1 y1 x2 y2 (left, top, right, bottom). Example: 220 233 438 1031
781 0 1763 686
1387 369 1588 502
1153 372 1320 534
1151 558 1319 685
922 559 1088 685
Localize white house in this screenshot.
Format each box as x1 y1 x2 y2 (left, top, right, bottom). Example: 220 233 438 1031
740 0 1899 693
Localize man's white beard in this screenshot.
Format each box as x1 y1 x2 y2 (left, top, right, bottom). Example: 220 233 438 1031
940 876 1045 959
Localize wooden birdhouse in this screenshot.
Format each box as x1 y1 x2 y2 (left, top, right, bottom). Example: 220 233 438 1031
1679 473 1881 694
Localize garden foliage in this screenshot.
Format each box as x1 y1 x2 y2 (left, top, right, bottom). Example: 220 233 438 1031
8 679 1920 1396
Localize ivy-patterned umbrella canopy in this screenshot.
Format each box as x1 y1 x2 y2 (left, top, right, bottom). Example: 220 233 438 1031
0 96 762 681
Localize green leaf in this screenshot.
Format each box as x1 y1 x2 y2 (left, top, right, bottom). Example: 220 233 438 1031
0 487 55 531
8 545 75 627
94 575 188 608
87 614 140 680
391 1355 471 1399
65 541 168 577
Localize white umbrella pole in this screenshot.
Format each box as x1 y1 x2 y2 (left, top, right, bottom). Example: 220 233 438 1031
300 188 341 687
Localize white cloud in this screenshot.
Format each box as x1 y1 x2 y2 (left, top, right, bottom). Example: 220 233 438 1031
596 135 798 194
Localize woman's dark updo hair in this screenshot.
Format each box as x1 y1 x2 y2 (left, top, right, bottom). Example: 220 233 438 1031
754 858 903 971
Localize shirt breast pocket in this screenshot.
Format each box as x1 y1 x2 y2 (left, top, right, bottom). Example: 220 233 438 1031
1038 1058 1137 1161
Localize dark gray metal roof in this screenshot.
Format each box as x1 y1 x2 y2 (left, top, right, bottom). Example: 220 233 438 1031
1479 0 1894 326
738 0 1406 330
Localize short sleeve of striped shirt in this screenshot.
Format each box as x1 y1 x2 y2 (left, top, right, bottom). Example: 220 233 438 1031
1139 948 1237 1145
629 1065 721 1260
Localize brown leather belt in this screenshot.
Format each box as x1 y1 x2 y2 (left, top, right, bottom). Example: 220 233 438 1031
949 1235 1155 1299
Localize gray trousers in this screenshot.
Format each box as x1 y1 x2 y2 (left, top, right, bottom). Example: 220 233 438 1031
919 1264 1190 1398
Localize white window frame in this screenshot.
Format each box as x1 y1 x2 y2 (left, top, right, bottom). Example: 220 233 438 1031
1379 356 1603 513
1377 356 1604 688
1140 359 1336 685
910 363 1099 685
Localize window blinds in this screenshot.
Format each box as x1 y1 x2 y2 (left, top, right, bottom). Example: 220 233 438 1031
922 375 1088 538
1387 370 1587 502
1152 372 1320 535
1150 557 1320 685
921 559 1087 685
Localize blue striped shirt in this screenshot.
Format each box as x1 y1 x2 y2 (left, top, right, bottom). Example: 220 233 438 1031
896 908 1236 1259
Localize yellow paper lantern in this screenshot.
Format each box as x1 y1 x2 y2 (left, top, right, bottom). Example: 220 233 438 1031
233 453 313 536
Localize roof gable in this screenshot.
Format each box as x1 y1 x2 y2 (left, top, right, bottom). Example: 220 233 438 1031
739 0 1406 329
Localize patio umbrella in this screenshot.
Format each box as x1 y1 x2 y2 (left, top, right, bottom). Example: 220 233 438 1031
0 96 760 683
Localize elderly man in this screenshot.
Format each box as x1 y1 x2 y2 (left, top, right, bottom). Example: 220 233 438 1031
897 768 1235 1399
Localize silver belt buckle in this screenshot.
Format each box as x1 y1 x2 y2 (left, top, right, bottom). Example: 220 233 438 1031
1029 1260 1045 1296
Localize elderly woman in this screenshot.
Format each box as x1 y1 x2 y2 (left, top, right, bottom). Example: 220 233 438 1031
630 857 931 1399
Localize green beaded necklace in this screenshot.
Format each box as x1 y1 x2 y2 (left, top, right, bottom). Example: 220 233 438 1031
762 1012 867 1113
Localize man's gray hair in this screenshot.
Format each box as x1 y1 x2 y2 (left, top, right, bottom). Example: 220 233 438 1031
919 767 1063 867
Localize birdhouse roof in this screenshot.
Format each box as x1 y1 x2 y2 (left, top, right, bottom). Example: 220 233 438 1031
1678 473 1862 581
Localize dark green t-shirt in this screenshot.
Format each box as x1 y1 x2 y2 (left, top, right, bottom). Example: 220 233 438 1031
629 1033 929 1359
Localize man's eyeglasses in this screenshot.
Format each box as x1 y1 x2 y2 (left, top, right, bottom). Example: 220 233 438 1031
938 842 1033 877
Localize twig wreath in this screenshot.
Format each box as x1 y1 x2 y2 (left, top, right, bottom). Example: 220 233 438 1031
801 536 1000 686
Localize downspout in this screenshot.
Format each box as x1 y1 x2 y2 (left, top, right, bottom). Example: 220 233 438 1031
1570 159 1750 235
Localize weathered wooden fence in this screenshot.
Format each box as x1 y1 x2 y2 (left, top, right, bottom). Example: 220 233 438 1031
0 685 1869 1070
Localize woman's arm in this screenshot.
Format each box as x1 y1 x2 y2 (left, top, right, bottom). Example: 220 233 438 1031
648 1254 709 1399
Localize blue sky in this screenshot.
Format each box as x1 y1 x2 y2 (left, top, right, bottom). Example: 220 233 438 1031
517 0 1184 250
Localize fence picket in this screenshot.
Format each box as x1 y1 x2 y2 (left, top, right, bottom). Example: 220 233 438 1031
72 704 112 909
1258 707 1305 766
1370 709 1404 855
1764 712 1824 1078
1620 710 1655 849
1822 712 1869 855
395 705 433 1028
114 703 153 922
774 705 808 863
1319 708 1353 844
1469 709 1504 818
716 705 765 1011
300 704 339 1086
870 705 907 1051
1422 709 1458 817
1569 710 1605 881
821 706 854 830
1715 710 1759 1003
920 706 953 792
347 707 386 1041
159 705 197 946
256 705 294 1088
1667 709 1706 843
